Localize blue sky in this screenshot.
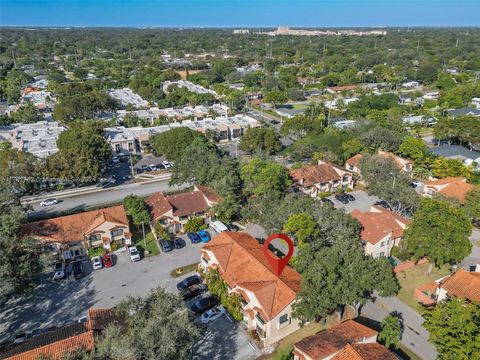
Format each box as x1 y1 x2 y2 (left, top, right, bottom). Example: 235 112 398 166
1 0 479 27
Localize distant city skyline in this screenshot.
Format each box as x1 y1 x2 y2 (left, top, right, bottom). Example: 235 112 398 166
1 0 479 27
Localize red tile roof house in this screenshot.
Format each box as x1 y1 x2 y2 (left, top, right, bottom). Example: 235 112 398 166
200 232 302 347
290 160 354 198
346 150 413 175
1 308 117 360
434 268 480 303
293 320 396 360
22 205 131 261
351 205 410 259
423 177 474 204
145 185 220 233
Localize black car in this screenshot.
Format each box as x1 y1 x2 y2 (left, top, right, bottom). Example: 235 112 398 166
256 237 265 245
173 238 185 249
345 193 355 201
321 197 334 205
177 275 201 291
374 200 390 209
335 194 349 204
179 284 207 301
72 261 85 279
190 296 219 315
226 223 239 232
160 240 173 252
270 120 280 125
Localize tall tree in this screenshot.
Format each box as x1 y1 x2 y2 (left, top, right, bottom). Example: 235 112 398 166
239 127 281 155
240 157 291 198
151 127 203 161
282 213 319 247
378 313 402 350
423 298 480 360
404 198 472 267
397 136 427 163
465 187 480 224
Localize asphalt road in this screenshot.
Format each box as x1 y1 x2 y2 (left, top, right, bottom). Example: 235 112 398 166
28 178 191 220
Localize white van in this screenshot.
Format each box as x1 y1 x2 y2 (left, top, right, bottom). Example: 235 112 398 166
211 220 228 233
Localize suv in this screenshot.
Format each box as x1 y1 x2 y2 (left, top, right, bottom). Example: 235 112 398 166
160 240 173 252
177 275 201 291
190 296 219 315
179 284 207 301
72 261 85 279
335 193 349 204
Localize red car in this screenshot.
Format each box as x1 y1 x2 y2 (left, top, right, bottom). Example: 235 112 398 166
103 254 113 268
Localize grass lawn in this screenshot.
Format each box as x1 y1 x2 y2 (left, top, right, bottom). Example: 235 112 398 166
170 263 199 277
133 227 160 256
291 103 308 110
396 262 451 311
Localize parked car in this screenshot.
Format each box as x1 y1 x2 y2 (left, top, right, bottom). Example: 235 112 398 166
72 261 85 279
162 160 172 168
201 305 226 324
321 197 334 206
78 316 88 323
179 284 207 301
30 329 44 338
13 332 29 344
128 246 141 262
197 230 211 243
211 220 228 233
256 237 265 245
173 238 185 249
177 275 201 291
270 120 280 125
411 180 422 188
190 296 219 315
345 193 355 201
103 254 113 268
226 223 239 232
187 232 201 244
334 194 349 204
374 200 391 209
160 240 173 252
91 256 103 270
111 156 119 164
54 261 65 272
40 198 58 207
96 179 116 188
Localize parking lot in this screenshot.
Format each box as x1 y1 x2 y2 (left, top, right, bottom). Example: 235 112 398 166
327 190 380 213
0 228 260 359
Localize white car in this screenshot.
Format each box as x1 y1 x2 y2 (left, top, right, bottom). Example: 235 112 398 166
211 220 228 233
201 305 226 324
162 160 172 168
40 198 58 207
128 246 141 262
91 256 103 270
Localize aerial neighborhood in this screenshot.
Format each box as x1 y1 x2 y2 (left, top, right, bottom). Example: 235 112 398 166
0 18 480 360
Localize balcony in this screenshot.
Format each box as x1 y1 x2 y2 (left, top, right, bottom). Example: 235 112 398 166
256 326 267 339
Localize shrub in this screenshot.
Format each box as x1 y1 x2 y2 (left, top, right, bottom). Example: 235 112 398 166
87 246 105 259
110 241 118 252
183 217 207 233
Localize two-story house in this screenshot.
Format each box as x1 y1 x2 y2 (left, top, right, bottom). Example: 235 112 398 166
293 320 396 360
22 205 131 261
351 206 410 258
423 177 474 204
145 185 220 233
290 160 354 197
200 232 302 347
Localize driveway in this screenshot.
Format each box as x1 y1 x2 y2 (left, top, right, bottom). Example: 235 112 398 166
327 190 380 213
460 228 480 270
360 295 437 360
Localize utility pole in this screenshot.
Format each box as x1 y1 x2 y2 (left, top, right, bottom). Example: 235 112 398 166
374 39 377 49
416 39 420 51
455 38 459 48
74 48 79 67
474 71 479 85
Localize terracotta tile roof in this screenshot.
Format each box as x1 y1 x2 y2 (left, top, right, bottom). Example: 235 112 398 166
202 232 301 319
332 343 397 360
146 188 219 221
22 205 129 244
378 150 413 168
195 185 222 203
290 163 344 187
1 323 93 360
351 210 393 244
294 320 378 359
346 154 364 167
424 177 474 203
86 308 118 331
328 85 357 92
440 269 480 302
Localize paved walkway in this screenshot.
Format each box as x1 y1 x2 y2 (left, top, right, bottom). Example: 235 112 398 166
361 295 437 360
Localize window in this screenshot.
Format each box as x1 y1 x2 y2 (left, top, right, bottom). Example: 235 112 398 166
111 229 123 237
115 144 121 153
89 234 101 241
380 241 385 247
255 313 265 325
279 314 289 325
128 142 134 152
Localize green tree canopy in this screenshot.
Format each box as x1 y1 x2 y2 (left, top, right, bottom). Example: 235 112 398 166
431 157 473 179
465 187 480 223
404 198 472 266
240 157 292 198
282 213 319 247
239 127 281 155
397 136 427 163
423 298 480 360
9 102 43 123
151 127 204 161
378 313 402 350
123 194 150 226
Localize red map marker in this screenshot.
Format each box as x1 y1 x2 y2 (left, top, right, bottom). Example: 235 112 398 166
262 233 294 277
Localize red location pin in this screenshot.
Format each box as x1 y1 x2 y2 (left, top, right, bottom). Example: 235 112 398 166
262 233 294 277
